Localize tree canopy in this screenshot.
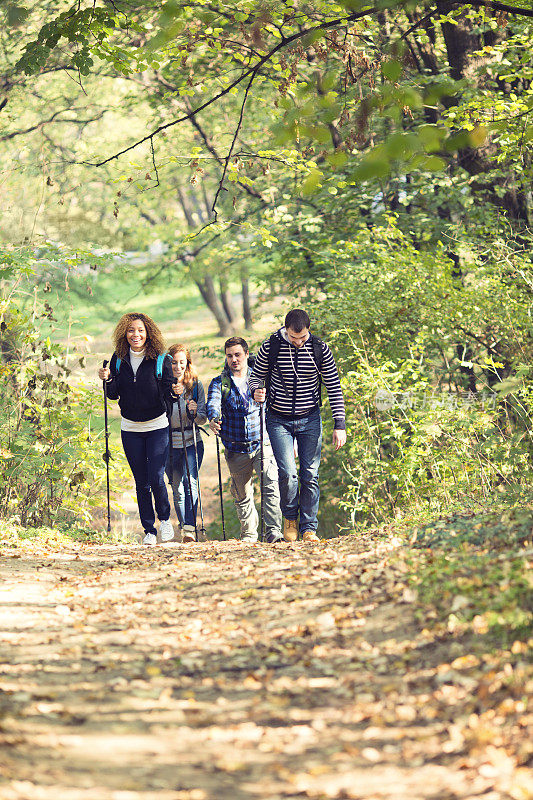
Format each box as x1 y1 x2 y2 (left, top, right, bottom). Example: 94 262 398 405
0 0 531 529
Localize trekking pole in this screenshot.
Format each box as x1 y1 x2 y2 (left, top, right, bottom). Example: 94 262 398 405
177 395 198 542
215 418 226 541
191 422 206 540
102 360 111 534
259 384 265 543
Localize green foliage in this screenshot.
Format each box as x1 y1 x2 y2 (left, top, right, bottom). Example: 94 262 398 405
320 352 532 528
0 518 108 545
1 1 30 28
0 268 123 527
2 0 533 535
15 5 119 75
286 216 533 529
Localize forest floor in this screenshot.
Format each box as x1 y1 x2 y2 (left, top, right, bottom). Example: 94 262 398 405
0 519 531 800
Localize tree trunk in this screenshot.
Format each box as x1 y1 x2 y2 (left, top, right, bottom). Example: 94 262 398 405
176 187 234 333
219 276 237 324
195 276 233 337
437 3 481 82
436 2 528 221
241 269 253 330
177 187 196 227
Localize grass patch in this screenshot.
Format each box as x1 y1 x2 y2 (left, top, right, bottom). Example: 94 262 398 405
47 268 207 339
206 480 246 541
0 519 117 547
410 507 533 549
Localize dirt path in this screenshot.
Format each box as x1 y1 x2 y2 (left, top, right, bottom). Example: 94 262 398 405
1 533 528 800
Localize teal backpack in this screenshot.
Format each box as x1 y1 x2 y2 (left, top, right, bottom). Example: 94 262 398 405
115 353 166 379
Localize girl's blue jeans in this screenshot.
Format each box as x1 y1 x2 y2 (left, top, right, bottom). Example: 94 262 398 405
166 440 204 527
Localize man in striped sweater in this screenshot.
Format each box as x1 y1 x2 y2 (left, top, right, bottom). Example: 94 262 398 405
249 309 346 543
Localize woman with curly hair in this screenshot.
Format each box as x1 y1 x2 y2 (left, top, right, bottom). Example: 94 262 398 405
167 344 207 543
98 313 175 545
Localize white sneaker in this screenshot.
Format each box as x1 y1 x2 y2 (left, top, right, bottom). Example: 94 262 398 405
143 533 157 545
160 520 174 542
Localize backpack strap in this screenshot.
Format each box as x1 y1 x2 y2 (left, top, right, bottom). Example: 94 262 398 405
309 335 324 406
310 335 324 370
265 333 324 407
153 354 172 422
220 372 232 404
266 332 287 405
116 353 169 379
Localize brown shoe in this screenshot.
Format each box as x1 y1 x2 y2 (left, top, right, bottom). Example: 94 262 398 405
182 525 196 543
302 530 320 543
283 517 298 542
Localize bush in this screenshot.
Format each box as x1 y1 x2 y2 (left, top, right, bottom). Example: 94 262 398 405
0 301 119 527
313 221 533 529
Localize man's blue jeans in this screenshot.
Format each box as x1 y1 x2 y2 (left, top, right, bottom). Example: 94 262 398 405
266 407 322 533
166 440 204 528
121 427 170 535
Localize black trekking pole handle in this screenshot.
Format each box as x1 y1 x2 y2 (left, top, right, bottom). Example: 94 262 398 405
102 360 111 533
215 418 226 541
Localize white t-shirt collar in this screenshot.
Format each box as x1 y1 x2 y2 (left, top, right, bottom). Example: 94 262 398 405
129 347 145 377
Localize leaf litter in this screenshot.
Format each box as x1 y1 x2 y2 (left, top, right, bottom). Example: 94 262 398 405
0 525 530 800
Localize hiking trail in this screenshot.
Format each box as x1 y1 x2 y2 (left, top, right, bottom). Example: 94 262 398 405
1 532 528 800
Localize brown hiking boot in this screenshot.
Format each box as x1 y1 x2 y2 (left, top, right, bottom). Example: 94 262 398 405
283 517 298 542
302 530 320 543
182 525 196 543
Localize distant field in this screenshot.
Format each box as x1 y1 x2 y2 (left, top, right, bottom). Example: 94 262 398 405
47 265 209 340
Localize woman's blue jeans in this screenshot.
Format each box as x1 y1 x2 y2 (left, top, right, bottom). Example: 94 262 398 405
121 427 170 535
266 407 322 533
166 440 204 527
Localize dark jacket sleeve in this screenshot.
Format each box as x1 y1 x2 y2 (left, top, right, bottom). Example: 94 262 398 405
104 353 119 400
160 355 175 410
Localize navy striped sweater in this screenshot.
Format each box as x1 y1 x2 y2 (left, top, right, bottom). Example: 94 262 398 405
249 328 346 430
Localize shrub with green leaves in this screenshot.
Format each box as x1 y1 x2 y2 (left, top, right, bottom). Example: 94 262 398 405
309 220 533 530
0 300 118 527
